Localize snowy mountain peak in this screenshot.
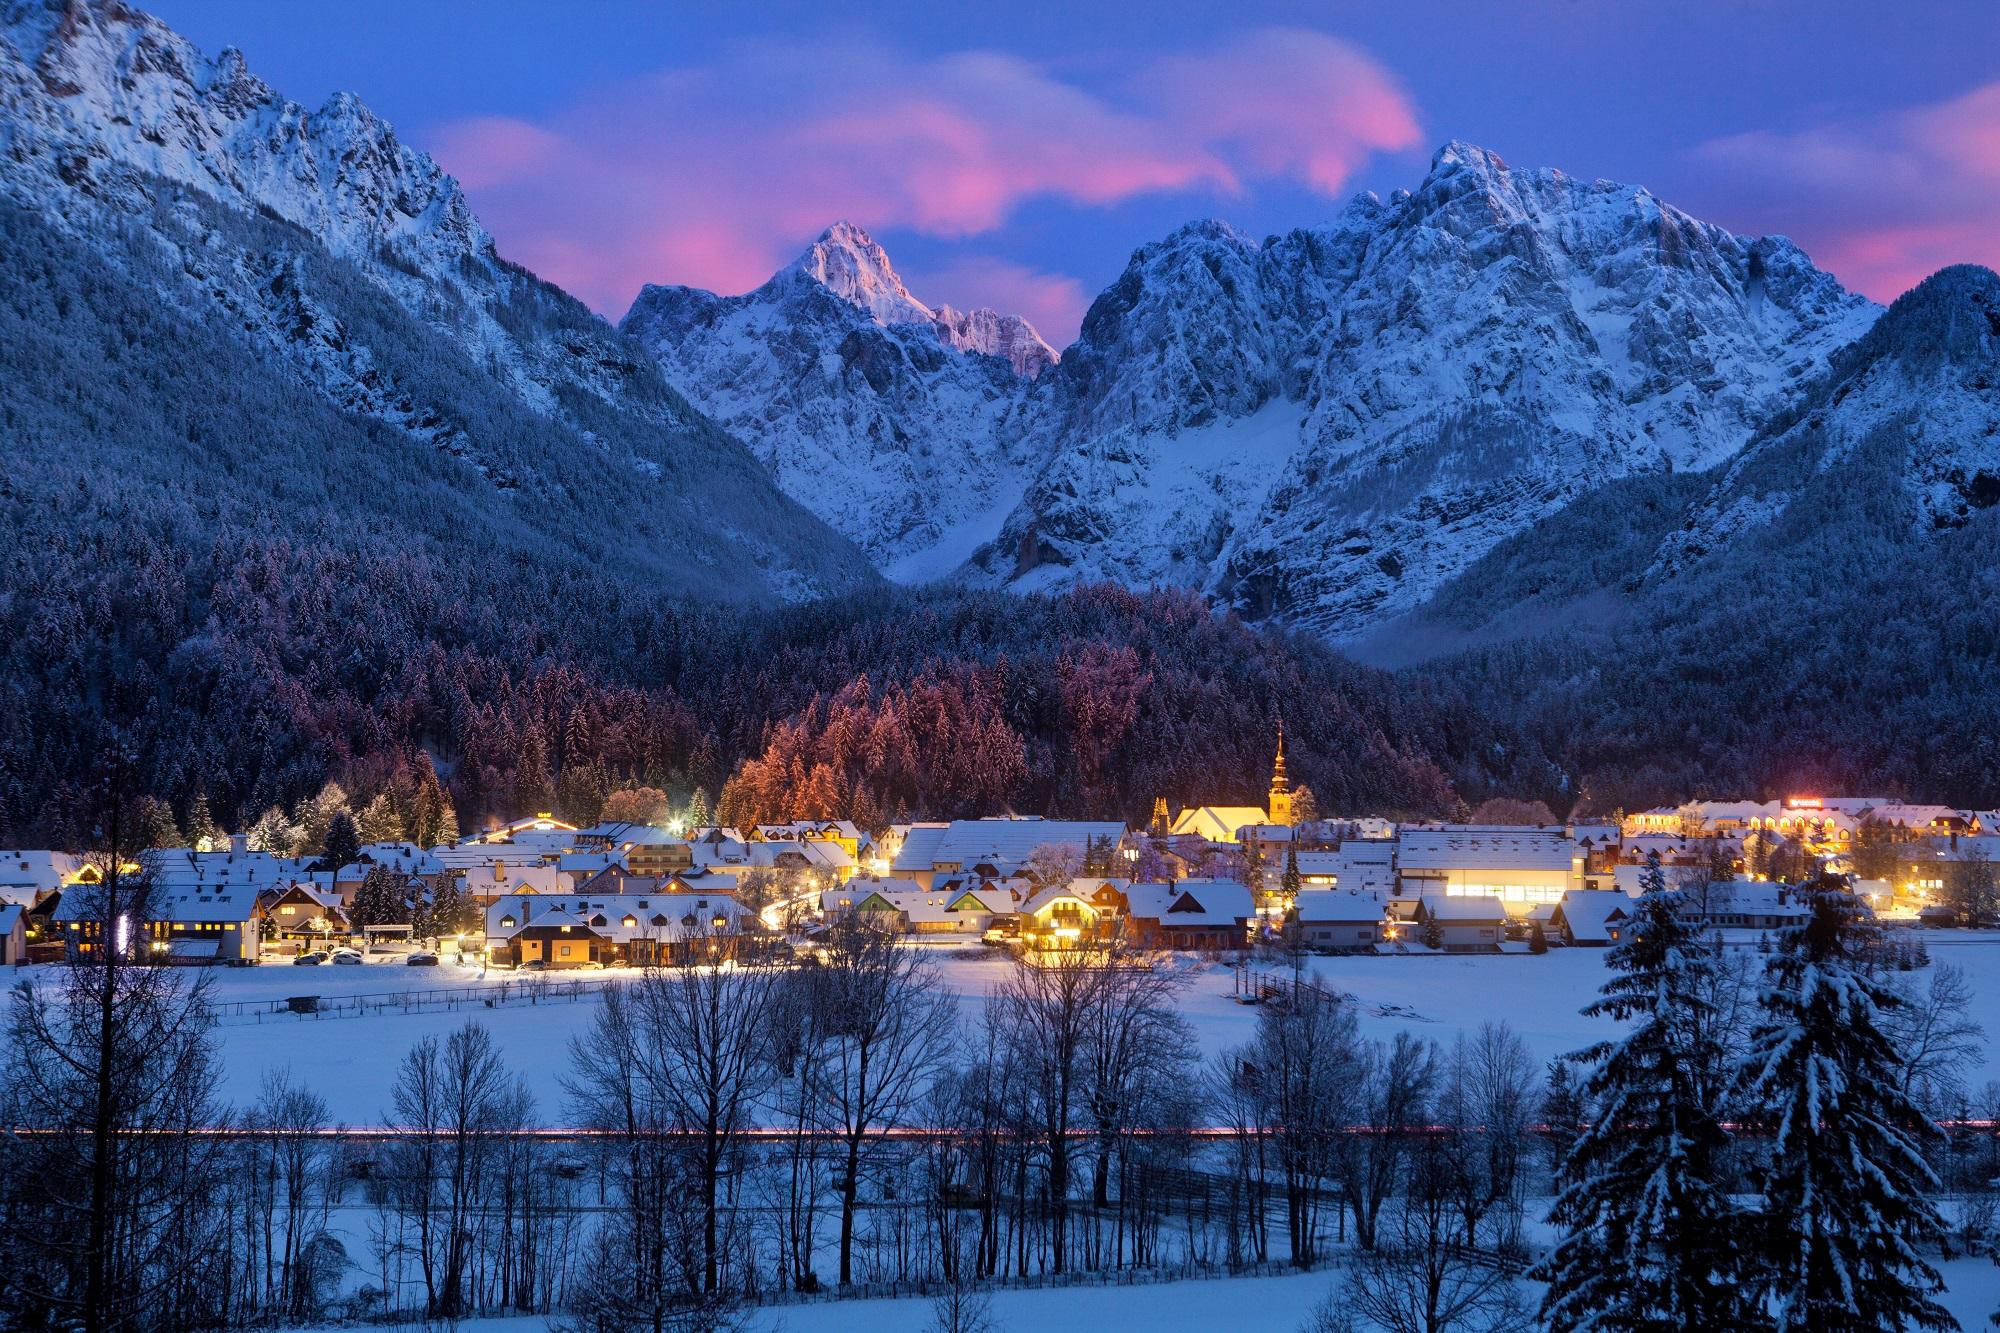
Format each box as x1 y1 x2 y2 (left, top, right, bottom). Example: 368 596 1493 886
776 220 1055 376
1429 138 1512 179
791 220 935 327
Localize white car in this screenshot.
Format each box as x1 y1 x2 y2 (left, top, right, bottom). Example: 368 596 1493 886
329 948 364 965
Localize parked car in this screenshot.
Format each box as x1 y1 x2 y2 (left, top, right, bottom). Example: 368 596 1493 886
519 959 548 972
292 951 327 965
329 949 364 965
406 952 439 967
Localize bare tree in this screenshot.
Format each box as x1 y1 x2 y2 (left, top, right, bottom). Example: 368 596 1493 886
1225 982 1361 1266
808 915 958 1286
387 1021 511 1318
246 1069 338 1320
1346 1138 1536 1333
1433 1024 1536 1251
1335 1033 1437 1251
1885 962 1987 1116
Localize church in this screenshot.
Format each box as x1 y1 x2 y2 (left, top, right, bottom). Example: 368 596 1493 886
1160 723 1294 844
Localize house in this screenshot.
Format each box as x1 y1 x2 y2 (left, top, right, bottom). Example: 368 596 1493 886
576 823 695 875
1550 889 1632 946
53 879 261 964
1121 880 1253 951
461 861 574 906
891 818 1127 889
1018 880 1126 950
819 879 1014 938
1296 840 1399 894
1397 826 1582 909
257 884 348 951
484 891 753 967
1293 889 1390 952
1679 881 1811 931
0 903 26 965
0 850 89 905
1411 895 1507 953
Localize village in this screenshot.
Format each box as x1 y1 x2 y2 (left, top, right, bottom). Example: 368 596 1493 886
5 732 1996 975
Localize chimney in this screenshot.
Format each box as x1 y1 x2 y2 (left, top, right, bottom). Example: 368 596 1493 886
229 832 248 858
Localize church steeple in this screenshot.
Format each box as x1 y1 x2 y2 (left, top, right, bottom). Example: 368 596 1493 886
1268 719 1293 826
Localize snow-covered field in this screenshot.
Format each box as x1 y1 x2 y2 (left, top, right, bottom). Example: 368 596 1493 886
282 1254 2000 1332
171 934 2000 1126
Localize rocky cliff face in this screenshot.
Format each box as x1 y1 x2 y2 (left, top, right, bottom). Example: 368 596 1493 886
1654 264 2000 574
621 222 1053 577
0 0 874 601
627 143 1876 635
969 142 1877 635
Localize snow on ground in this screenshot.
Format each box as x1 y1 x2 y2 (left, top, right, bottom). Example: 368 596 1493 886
279 1254 2000 1333
162 932 2000 1126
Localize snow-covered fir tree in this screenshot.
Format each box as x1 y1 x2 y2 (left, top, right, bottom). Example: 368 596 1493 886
1536 852 1761 1331
1736 874 1957 1333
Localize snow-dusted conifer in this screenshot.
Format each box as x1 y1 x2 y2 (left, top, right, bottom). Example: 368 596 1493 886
1536 851 1759 1331
1737 874 1956 1333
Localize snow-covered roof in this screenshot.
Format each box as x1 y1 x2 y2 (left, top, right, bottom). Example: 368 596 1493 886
1553 889 1632 942
54 880 259 925
892 819 1126 875
143 847 316 894
1294 888 1390 924
1399 827 1576 872
1168 807 1268 843
355 842 443 875
1123 879 1252 927
822 881 1012 925
0 849 86 902
462 863 574 896
485 891 750 943
0 903 24 933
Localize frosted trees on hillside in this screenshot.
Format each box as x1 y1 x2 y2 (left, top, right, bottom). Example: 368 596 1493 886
1536 852 1759 1331
1736 876 1957 1333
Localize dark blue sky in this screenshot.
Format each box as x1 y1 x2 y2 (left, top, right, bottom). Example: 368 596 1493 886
153 0 2000 345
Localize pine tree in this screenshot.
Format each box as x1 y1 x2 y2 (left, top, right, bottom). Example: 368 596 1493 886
1536 851 1760 1332
184 792 221 852
357 792 404 843
321 810 361 869
1280 844 1302 903
1737 875 1956 1333
1528 920 1549 954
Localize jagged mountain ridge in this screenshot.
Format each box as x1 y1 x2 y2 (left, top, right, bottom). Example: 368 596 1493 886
0 0 874 602
626 144 1879 636
622 222 1053 576
971 142 1878 636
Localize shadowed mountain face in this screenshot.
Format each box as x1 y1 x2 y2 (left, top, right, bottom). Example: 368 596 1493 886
0 0 875 604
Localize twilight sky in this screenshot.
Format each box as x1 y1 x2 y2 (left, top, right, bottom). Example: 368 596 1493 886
155 0 2000 348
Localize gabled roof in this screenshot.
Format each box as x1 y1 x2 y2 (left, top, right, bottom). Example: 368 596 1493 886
1553 889 1631 942
893 819 1125 874
1168 807 1268 842
1125 879 1252 927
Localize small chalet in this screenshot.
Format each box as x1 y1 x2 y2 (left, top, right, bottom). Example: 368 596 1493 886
1550 889 1632 946
258 884 349 950
1410 894 1507 953
1122 879 1253 951
484 891 753 968
1293 888 1389 952
820 879 1015 937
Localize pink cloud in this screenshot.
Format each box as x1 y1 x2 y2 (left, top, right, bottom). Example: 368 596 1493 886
421 30 1419 322
1690 81 2000 302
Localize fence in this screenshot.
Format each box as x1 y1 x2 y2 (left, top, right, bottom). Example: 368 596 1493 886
205 975 621 1025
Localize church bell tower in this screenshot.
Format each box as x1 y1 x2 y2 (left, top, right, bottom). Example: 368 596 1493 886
1268 720 1293 826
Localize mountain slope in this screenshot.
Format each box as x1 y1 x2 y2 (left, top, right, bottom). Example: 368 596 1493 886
965 142 1876 635
621 223 1053 577
0 0 874 602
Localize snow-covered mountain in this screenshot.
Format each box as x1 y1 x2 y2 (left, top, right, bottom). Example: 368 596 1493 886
0 0 873 602
621 222 1053 576
627 144 1876 635
1654 263 2000 573
969 142 1878 635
